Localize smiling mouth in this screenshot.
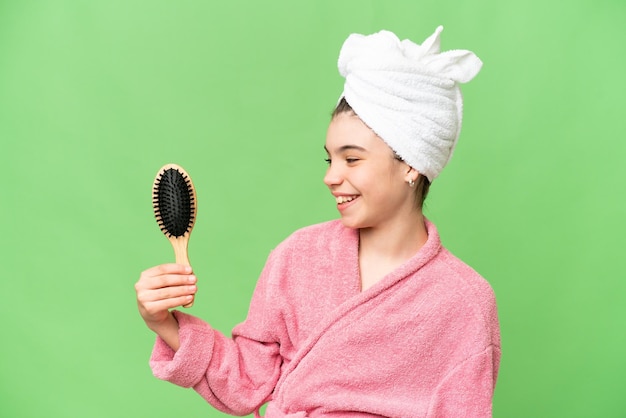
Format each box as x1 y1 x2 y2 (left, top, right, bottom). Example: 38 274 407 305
335 195 358 204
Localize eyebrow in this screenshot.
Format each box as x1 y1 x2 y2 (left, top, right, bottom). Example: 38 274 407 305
324 145 368 153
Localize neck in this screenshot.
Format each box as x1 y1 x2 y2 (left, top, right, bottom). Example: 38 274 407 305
358 212 428 262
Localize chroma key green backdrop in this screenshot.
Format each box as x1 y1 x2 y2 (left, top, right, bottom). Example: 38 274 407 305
1 1 625 417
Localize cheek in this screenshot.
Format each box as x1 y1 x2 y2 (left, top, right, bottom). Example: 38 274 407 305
360 168 400 197
348 159 403 194
376 166 410 200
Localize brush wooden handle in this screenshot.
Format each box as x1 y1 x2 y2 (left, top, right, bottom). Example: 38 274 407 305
170 236 190 265
169 234 194 308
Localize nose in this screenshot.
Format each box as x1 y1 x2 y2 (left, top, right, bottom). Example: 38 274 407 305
323 162 343 188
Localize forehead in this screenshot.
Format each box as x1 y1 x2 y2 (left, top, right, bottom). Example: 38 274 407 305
325 113 390 153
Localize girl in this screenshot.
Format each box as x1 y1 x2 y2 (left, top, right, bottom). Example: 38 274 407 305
136 26 501 417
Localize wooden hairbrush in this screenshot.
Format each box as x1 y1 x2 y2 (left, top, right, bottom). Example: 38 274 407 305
152 163 197 308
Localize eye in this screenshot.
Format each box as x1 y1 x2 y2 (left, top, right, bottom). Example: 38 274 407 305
346 157 360 164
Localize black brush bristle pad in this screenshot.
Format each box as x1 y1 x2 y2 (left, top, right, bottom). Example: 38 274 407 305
154 168 195 237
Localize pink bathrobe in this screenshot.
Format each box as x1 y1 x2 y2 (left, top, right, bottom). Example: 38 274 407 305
150 219 501 417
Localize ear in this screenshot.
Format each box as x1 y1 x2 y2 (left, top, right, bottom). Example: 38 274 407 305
404 166 420 184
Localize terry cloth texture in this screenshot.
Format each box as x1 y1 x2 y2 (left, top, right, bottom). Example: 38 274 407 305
338 26 482 181
150 219 501 417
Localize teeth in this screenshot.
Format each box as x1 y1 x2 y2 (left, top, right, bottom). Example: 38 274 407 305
336 195 356 204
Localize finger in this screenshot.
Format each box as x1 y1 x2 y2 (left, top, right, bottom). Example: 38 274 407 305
136 273 197 291
142 263 193 278
152 274 196 289
137 283 197 304
151 284 197 302
140 295 194 317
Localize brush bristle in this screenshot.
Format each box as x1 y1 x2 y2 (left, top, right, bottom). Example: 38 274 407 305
153 167 195 238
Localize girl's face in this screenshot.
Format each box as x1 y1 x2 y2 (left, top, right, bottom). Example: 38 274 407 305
324 112 418 230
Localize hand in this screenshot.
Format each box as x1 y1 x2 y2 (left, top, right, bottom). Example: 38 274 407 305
135 264 197 331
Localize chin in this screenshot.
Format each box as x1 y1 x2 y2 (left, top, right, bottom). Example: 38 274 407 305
339 216 370 230
339 217 357 229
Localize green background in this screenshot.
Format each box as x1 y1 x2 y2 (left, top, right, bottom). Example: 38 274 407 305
1 1 624 417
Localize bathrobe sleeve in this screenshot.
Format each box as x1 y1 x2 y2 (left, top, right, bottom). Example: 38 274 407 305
149 248 288 416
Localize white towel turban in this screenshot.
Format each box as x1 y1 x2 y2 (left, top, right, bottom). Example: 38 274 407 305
337 26 482 181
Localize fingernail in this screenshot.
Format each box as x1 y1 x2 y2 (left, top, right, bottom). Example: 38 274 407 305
185 266 193 273
189 275 196 283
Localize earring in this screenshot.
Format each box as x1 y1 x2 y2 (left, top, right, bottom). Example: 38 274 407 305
408 178 415 188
